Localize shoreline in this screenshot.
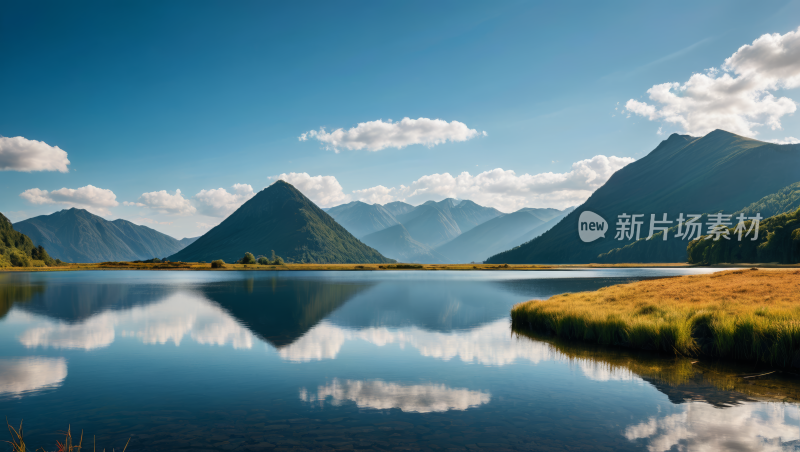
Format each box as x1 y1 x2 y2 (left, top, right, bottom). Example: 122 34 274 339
1 262 799 272
511 268 800 367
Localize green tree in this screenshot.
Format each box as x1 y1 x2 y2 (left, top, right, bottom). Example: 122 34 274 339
211 259 225 268
241 252 256 264
257 256 269 265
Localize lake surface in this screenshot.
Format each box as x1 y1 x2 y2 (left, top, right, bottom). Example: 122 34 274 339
2 269 799 452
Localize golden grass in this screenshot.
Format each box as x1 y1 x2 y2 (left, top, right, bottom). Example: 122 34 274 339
511 269 800 366
5 419 129 452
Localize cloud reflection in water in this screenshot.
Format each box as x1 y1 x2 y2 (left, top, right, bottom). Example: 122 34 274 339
300 379 491 413
625 401 800 452
0 357 68 397
17 292 253 350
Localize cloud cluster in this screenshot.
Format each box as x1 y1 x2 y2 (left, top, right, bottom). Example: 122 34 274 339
127 189 196 215
352 155 634 211
299 117 484 152
0 136 70 173
273 173 350 207
194 184 256 217
20 185 119 215
626 26 800 137
767 136 800 144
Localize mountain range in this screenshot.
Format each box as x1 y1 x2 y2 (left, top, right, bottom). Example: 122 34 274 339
169 180 393 264
487 130 800 264
14 208 196 263
327 198 572 263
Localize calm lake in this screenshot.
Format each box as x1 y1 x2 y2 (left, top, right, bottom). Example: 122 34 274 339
2 269 799 452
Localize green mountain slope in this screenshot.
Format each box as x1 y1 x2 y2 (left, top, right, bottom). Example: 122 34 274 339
326 201 399 238
14 208 190 263
362 224 450 264
169 181 394 264
597 181 800 263
1 212 55 267
435 207 564 263
688 206 800 264
487 130 800 264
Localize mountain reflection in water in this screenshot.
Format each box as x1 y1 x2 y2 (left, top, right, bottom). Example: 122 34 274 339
2 269 799 452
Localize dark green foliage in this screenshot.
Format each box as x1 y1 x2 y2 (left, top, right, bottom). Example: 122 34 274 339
487 130 800 264
257 257 269 265
361 224 450 264
13 208 193 263
169 181 394 264
1 212 56 267
599 181 800 264
736 181 800 219
688 206 800 264
211 259 225 268
240 252 256 264
274 256 285 265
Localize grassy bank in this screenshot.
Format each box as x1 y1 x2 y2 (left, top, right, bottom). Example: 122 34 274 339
511 269 800 367
513 328 800 403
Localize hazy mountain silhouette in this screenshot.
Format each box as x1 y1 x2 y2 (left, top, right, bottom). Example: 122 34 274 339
13 208 187 263
362 224 450 263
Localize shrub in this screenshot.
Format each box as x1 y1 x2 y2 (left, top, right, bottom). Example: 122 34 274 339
211 260 225 268
274 256 284 265
9 250 30 267
257 257 269 265
240 252 256 265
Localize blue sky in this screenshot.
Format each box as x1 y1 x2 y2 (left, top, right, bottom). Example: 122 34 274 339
2 0 800 239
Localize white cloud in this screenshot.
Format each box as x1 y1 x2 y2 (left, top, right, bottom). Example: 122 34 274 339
0 357 68 397
766 136 800 144
20 185 119 216
194 184 255 217
0 136 70 173
272 173 350 207
299 117 484 152
626 26 800 137
300 379 490 413
131 189 196 215
351 155 634 211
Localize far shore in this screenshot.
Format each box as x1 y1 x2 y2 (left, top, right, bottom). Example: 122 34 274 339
2 262 800 272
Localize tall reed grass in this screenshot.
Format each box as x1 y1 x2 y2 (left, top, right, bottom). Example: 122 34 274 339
511 269 800 366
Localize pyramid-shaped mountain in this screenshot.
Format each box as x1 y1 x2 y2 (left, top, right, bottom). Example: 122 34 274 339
487 130 800 264
14 208 189 263
169 180 394 264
